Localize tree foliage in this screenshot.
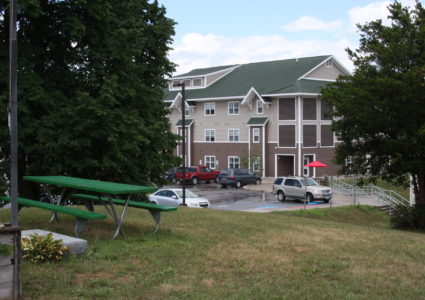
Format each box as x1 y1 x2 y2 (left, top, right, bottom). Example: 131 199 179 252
321 1 425 206
0 0 179 196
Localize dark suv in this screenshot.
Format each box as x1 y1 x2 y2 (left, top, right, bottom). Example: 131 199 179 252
217 168 261 188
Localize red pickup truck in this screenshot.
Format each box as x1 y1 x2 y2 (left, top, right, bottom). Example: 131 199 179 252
176 166 220 185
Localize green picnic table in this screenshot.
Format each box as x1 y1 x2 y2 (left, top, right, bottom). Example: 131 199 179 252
22 176 164 238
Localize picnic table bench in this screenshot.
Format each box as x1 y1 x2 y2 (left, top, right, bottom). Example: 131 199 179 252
71 193 177 233
0 196 107 236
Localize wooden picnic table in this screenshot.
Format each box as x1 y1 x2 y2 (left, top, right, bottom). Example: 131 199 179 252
23 176 158 238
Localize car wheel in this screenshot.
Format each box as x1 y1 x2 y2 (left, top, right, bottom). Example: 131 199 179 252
236 181 242 188
191 177 198 185
221 184 227 188
150 200 158 205
306 193 314 202
255 178 261 185
171 177 177 184
277 191 286 202
176 180 181 185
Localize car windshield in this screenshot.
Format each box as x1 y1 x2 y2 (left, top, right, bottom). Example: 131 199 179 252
300 178 319 186
175 190 199 198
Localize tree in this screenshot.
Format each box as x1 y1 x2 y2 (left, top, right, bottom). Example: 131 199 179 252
0 0 179 197
321 1 425 208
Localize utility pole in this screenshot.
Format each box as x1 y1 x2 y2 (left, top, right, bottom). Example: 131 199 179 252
9 0 19 226
173 81 187 206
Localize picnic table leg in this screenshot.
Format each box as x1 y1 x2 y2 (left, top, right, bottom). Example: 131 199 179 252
48 187 69 223
74 218 86 237
110 195 129 239
149 210 161 233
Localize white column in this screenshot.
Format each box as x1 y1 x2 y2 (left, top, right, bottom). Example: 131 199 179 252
297 96 302 176
262 125 266 177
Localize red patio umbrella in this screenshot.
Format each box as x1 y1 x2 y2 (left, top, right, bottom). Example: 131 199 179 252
304 160 328 168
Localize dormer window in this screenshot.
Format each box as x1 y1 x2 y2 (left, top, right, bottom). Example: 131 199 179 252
170 77 204 90
193 78 203 86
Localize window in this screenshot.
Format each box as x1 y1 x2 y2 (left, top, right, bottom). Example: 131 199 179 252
193 78 203 86
257 100 263 114
228 101 239 115
326 60 333 68
252 157 260 172
204 103 215 116
228 156 240 169
253 128 260 143
279 125 295 147
228 129 240 142
184 105 190 116
205 129 215 142
205 156 216 169
279 98 295 120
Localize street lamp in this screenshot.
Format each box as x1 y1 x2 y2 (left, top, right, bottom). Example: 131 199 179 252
172 81 187 206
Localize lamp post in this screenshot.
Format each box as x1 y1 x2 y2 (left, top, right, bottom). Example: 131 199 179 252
9 0 19 226
173 81 187 206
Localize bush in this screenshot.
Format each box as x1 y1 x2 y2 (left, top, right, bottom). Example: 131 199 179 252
391 204 425 230
21 233 70 263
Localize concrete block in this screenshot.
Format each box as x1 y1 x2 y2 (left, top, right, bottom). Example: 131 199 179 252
21 229 88 255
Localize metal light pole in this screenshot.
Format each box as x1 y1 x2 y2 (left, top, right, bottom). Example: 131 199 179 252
173 82 187 206
9 0 19 226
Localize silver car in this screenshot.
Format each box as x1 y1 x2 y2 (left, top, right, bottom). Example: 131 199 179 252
272 176 332 203
148 188 210 208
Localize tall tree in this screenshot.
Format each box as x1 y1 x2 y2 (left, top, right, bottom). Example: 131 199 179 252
0 0 179 196
321 1 425 206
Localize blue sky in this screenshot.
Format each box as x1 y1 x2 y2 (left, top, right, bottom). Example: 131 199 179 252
157 0 419 75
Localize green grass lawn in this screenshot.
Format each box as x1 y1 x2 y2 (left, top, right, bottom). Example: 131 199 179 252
1 205 424 299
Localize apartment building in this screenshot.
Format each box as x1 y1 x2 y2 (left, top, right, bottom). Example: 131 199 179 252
162 55 350 178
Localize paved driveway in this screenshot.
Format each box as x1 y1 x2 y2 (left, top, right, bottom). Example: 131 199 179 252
163 177 385 212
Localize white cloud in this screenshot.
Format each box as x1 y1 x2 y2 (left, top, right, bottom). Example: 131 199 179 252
349 0 418 30
169 33 355 75
282 16 344 32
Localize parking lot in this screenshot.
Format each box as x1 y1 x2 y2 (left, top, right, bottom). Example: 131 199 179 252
162 179 334 212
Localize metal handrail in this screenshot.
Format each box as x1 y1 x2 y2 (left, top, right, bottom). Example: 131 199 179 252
329 177 410 207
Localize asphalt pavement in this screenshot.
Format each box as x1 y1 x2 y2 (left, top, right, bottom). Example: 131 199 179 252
164 178 386 213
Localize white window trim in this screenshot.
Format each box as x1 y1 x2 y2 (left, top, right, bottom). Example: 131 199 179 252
228 156 240 169
204 129 216 142
228 128 240 142
204 102 215 116
256 100 264 114
228 101 240 115
253 128 260 143
204 155 216 169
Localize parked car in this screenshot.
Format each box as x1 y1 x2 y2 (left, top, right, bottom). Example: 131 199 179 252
175 166 220 185
164 167 180 184
217 168 261 188
148 188 210 208
272 176 332 202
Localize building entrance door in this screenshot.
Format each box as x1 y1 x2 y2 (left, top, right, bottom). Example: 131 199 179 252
277 155 294 177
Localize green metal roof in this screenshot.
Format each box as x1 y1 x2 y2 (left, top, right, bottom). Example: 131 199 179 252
163 56 332 101
176 119 194 126
174 65 238 78
247 117 269 125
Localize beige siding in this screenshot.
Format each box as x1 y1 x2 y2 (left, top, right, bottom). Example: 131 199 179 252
304 62 345 81
168 99 276 142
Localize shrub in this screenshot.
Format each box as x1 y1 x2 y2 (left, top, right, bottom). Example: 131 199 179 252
21 233 70 263
391 204 425 230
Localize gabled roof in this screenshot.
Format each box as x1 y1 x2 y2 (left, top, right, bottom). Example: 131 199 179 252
163 55 344 101
247 117 269 126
